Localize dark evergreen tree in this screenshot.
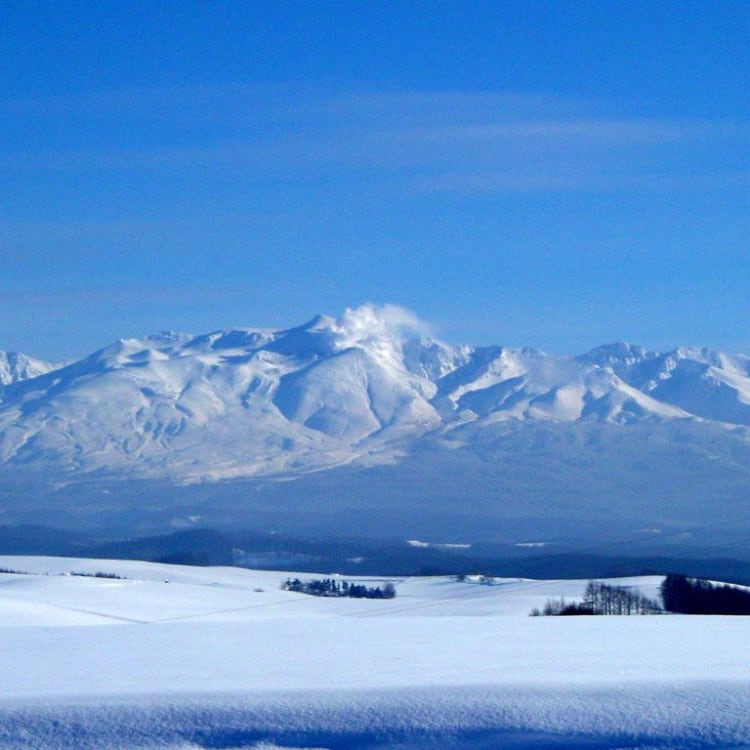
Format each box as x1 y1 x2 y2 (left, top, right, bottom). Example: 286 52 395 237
661 574 750 615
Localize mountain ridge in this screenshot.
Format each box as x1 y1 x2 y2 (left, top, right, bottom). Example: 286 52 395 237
2 304 750 484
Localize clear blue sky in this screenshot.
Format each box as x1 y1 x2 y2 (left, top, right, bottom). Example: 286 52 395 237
2 0 749 360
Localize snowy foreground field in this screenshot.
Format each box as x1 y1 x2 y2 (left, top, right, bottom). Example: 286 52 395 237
1 557 749 749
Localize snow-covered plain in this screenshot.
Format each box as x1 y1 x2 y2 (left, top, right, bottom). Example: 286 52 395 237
0 557 749 749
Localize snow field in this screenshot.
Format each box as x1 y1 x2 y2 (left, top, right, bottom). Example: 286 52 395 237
0 557 749 748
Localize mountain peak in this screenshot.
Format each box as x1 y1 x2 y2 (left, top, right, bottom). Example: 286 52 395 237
302 313 336 331
0 350 60 385
577 342 652 367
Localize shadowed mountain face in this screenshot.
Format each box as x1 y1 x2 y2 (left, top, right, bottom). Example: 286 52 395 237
2 305 750 542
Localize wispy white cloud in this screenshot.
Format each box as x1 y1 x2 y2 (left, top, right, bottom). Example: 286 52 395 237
3 85 748 194
408 168 750 195
393 118 745 145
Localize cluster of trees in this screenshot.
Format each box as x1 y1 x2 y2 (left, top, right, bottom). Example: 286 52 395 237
532 575 750 617
660 574 750 614
283 577 396 599
581 580 661 615
531 580 660 616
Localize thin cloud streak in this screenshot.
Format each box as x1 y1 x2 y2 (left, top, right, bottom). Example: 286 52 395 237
408 169 750 195
4 86 748 194
0 211 274 239
395 119 747 145
2 85 580 122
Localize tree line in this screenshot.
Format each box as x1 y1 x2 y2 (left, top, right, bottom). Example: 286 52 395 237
531 580 660 616
283 577 396 599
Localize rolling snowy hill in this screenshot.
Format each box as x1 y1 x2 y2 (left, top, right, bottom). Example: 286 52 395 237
0 556 749 749
3 304 750 542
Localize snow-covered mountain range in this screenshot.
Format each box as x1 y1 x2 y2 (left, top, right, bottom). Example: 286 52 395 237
2 305 750 540
2 304 749 480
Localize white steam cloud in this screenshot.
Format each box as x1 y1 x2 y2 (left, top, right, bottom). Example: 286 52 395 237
333 304 432 349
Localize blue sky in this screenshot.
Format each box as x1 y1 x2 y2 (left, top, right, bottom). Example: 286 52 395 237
2 1 749 360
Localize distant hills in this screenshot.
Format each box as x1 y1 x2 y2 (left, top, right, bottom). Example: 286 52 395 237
2 524 750 584
2 304 750 547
